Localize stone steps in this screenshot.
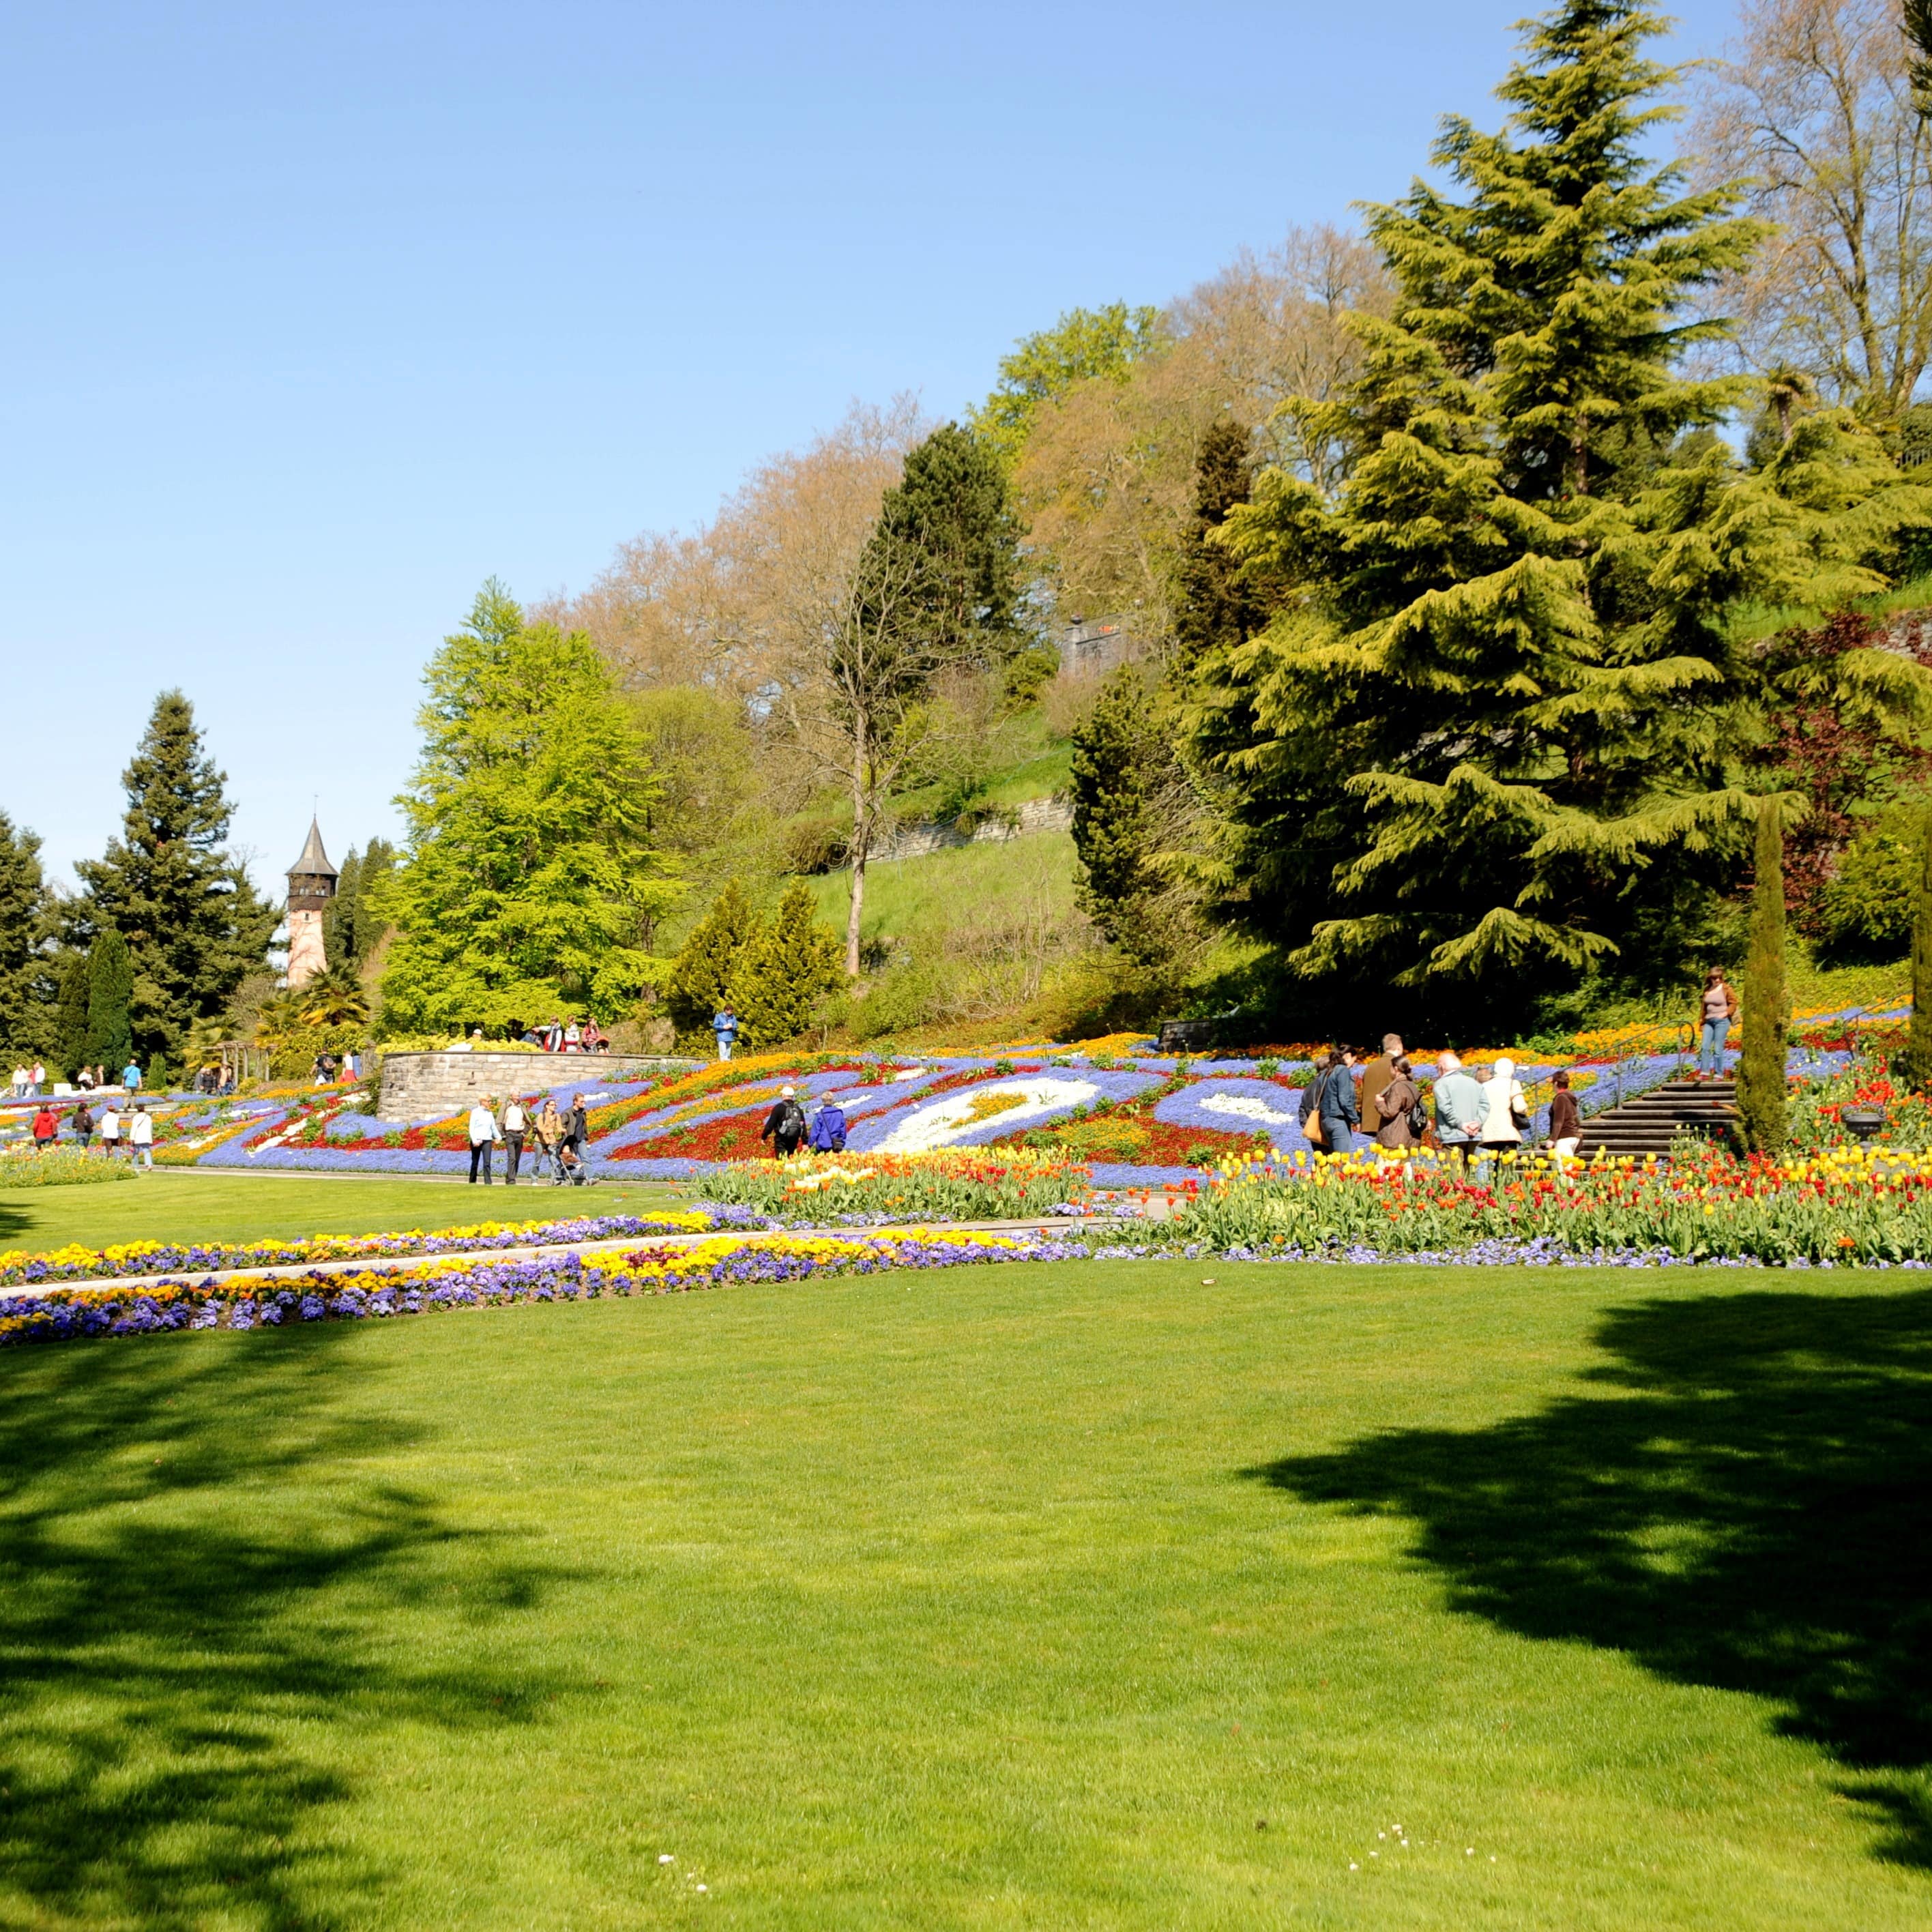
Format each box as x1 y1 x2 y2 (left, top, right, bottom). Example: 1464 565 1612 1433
1576 1079 1736 1158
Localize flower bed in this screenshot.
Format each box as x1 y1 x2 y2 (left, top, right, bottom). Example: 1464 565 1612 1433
694 1149 1094 1221
0 1209 740 1289
0 1147 139 1190
0 1227 1098 1348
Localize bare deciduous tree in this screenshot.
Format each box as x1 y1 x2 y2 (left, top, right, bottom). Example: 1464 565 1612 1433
1693 0 1932 418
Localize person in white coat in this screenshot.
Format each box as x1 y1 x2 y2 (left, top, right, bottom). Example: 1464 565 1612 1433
1476 1055 1530 1173
467 1098 502 1184
128 1104 155 1171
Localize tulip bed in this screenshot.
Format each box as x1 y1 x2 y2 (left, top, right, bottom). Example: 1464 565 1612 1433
692 1147 1094 1221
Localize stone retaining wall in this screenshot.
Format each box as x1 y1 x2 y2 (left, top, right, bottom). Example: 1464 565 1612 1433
376 1051 697 1121
871 795 1072 864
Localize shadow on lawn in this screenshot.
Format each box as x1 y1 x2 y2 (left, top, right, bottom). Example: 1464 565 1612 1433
1248 1286 1932 1867
0 1326 576 1929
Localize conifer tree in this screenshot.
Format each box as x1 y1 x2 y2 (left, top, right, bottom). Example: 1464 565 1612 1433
0 811 55 1057
53 951 89 1075
76 691 274 1062
83 928 134 1074
729 882 843 1046
1184 0 1932 1029
665 877 756 1036
1171 420 1270 674
1904 806 1932 1094
1736 804 1789 1152
890 424 1025 661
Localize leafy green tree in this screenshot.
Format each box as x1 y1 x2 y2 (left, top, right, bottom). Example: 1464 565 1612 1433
730 882 843 1046
1736 804 1789 1152
1185 0 1932 1032
82 928 135 1074
378 584 681 1035
970 302 1163 468
665 878 757 1036
74 691 274 1064
0 811 56 1057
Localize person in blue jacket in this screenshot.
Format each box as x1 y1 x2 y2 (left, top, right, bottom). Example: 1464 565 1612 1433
808 1099 848 1153
711 1006 738 1061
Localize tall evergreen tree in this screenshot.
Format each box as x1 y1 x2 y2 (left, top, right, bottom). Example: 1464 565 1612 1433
323 837 395 971
886 422 1026 661
379 585 680 1034
1736 804 1789 1153
1184 0 1932 1031
82 928 134 1074
665 878 757 1037
1171 419 1272 675
0 811 56 1057
53 950 89 1076
75 691 274 1063
730 882 843 1046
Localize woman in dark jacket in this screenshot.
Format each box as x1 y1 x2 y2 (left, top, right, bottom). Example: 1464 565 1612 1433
1298 1049 1360 1154
70 1101 94 1151
1373 1055 1421 1149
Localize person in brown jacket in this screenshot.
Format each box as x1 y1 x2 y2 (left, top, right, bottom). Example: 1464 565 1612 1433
1373 1055 1422 1149
1548 1069 1583 1165
1358 1033 1405 1137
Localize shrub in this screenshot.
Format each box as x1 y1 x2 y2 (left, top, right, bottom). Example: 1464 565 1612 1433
0 1147 137 1190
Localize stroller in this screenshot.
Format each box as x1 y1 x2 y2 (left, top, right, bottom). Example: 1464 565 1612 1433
552 1139 595 1186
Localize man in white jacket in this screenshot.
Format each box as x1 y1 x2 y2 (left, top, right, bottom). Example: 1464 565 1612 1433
128 1104 155 1171
467 1098 501 1185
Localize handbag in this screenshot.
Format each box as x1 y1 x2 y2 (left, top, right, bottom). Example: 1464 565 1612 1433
1303 1068 1329 1146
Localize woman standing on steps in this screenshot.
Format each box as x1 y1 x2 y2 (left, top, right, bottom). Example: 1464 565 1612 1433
1697 967 1738 1078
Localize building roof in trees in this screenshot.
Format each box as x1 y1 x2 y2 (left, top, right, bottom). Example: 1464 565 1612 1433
287 818 337 882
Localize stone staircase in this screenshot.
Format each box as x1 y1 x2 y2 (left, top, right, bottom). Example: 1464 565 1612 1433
1575 1077 1736 1160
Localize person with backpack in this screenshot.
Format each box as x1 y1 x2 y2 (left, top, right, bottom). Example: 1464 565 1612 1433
761 1085 807 1156
1298 1049 1360 1155
1373 1055 1423 1150
808 1098 848 1153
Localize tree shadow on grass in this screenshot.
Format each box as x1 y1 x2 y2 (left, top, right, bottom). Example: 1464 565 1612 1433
0 1326 580 1928
1246 1286 1932 1867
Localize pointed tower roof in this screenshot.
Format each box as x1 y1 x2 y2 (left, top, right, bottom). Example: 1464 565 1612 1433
288 817 337 880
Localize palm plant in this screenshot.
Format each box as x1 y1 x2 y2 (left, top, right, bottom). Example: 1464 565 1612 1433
299 965 370 1028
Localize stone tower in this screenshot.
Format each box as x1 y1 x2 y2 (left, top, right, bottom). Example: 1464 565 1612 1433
286 818 338 990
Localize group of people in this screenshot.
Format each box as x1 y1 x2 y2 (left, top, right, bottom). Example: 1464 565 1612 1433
464 1093 594 1185
756 1086 846 1156
1299 1034 1585 1167
8 1061 140 1098
520 1018 610 1055
21 1098 157 1166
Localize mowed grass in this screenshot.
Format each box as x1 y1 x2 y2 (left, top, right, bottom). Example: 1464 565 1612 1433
0 1260 1926 1929
0 1171 690 1258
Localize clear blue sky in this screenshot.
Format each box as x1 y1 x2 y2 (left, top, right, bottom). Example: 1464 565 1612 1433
2 0 1740 892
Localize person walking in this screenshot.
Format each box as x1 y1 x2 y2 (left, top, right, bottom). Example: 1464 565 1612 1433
808 1097 848 1153
31 1104 58 1153
760 1085 808 1157
1476 1055 1530 1175
121 1059 142 1092
533 1095 562 1180
1358 1034 1404 1140
70 1099 94 1152
99 1100 121 1159
712 1006 738 1062
554 1095 593 1186
1547 1069 1583 1167
128 1103 154 1171
1372 1055 1422 1150
467 1097 501 1184
29 1062 45 1098
1696 967 1738 1077
1299 1048 1361 1155
501 1095 527 1185
1431 1051 1484 1169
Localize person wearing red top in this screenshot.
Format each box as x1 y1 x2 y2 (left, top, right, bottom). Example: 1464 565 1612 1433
31 1106 59 1152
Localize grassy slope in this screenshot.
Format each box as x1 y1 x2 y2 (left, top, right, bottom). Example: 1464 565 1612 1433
0 1172 688 1259
0 1258 1923 1929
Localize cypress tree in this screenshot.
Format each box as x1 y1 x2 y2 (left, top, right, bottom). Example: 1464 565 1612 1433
730 883 843 1046
324 847 363 968
83 928 135 1074
1736 804 1789 1153
1185 0 1932 1029
75 691 275 1063
1903 806 1932 1094
666 878 756 1036
53 950 90 1076
1171 420 1270 675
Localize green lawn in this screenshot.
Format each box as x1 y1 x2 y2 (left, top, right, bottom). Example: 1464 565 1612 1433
0 1259 1924 1927
0 1171 690 1259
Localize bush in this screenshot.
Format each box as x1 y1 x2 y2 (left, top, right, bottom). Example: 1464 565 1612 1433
1813 829 1918 962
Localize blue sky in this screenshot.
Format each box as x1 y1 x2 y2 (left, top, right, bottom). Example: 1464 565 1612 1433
2 0 1740 890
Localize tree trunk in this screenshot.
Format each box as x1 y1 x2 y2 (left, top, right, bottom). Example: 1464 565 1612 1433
845 731 870 980
1904 806 1932 1092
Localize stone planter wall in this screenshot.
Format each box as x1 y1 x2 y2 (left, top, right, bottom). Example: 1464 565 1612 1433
375 1051 697 1122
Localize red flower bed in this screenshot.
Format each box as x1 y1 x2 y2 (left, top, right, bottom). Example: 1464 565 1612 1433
611 1106 776 1163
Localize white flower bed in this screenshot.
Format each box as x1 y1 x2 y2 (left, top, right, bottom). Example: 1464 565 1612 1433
874 1077 1101 1153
